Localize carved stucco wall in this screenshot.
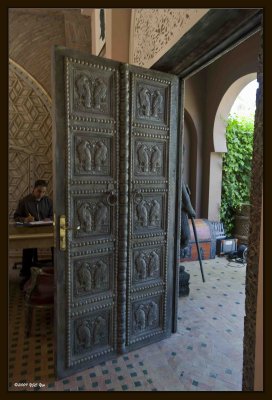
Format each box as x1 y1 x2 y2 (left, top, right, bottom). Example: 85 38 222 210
9 60 52 221
9 60 52 219
129 9 209 68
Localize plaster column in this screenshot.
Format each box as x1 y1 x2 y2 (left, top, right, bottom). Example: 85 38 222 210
208 152 223 221
105 9 131 63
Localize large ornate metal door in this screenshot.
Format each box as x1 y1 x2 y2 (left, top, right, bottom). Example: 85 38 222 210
52 46 181 378
124 65 179 352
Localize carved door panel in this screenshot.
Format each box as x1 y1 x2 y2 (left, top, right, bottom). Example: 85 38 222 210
52 48 122 378
52 47 181 378
125 65 179 351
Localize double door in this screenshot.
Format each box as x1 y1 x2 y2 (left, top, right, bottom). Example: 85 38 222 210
52 46 181 378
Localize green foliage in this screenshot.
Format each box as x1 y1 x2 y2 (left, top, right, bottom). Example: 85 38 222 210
220 114 254 236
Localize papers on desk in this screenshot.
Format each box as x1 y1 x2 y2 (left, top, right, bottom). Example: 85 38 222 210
16 221 53 227
26 220 53 226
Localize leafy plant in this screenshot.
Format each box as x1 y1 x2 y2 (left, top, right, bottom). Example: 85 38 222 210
220 114 254 236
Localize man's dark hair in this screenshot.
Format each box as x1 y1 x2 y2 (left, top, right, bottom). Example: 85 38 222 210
34 179 48 188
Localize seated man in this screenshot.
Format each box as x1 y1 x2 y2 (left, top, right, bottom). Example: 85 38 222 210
14 179 53 281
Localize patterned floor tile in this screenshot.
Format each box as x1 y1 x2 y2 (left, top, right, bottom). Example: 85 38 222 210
8 256 246 391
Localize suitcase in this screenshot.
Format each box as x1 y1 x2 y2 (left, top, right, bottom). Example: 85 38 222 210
179 219 217 262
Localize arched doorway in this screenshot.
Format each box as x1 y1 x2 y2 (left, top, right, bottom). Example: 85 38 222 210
208 73 257 221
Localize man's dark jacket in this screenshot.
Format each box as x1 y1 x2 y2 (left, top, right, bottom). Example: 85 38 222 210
14 194 53 222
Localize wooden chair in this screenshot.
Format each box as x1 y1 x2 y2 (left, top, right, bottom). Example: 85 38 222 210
23 266 54 337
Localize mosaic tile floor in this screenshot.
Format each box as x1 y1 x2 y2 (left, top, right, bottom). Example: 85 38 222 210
8 256 246 391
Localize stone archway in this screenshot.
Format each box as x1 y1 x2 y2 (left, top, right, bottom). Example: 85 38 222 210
208 73 257 221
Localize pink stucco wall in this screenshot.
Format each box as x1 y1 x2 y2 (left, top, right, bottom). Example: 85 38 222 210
184 31 260 219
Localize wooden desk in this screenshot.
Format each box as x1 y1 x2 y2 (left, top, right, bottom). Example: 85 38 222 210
9 224 55 250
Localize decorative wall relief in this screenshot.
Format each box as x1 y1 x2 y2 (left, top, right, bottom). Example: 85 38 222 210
135 141 164 176
74 255 111 296
75 136 110 176
75 314 108 354
133 300 160 334
133 248 161 283
75 198 110 236
130 9 209 68
137 85 164 122
134 195 163 232
9 60 52 221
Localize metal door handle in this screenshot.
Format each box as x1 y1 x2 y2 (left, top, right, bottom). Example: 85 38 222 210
60 215 80 231
63 225 81 231
133 190 143 203
106 190 118 206
59 215 80 251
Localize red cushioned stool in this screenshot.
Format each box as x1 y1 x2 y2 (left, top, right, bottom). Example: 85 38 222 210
23 266 54 337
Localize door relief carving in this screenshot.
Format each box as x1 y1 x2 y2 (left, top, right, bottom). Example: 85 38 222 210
77 202 93 232
133 300 159 334
75 73 108 113
135 142 163 175
76 319 92 349
134 196 163 232
151 145 162 172
93 316 107 345
77 262 93 291
150 200 160 226
76 198 109 235
147 301 159 328
135 252 147 280
137 85 164 121
75 256 110 296
133 249 161 282
136 200 148 227
75 137 109 175
75 315 108 354
134 305 146 331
